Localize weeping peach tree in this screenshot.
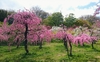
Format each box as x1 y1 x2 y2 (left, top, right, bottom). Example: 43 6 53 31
3 10 50 54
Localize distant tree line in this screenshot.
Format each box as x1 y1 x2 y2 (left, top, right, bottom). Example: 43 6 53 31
0 6 100 28
0 9 16 22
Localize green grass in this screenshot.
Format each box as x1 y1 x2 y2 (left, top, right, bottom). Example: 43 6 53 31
0 42 100 62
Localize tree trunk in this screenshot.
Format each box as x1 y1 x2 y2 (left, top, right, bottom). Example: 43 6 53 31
69 41 72 56
16 38 19 48
90 30 94 49
24 24 29 54
92 41 95 49
39 41 42 49
37 35 42 49
8 42 11 52
63 37 69 56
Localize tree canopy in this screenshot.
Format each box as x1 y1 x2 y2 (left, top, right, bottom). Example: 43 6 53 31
43 12 63 26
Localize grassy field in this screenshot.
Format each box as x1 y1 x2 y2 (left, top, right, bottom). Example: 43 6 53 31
0 41 100 62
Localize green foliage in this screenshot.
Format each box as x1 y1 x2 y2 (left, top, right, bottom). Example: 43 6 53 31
42 16 51 26
0 9 7 22
0 9 15 22
74 19 92 28
51 12 63 26
64 13 76 27
43 12 63 26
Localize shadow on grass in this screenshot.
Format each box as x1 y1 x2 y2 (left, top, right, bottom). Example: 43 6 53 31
92 48 100 52
20 53 32 58
77 44 90 48
2 46 23 52
18 53 57 62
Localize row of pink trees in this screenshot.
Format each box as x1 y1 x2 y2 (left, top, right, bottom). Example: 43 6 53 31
54 24 97 56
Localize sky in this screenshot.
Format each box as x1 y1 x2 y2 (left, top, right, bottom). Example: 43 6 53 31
0 0 100 18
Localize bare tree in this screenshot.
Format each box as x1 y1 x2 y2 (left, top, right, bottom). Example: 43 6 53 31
31 6 49 20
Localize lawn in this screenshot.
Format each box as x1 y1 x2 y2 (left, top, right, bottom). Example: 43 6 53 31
0 41 100 62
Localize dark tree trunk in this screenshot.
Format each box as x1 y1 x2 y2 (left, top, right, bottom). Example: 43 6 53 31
39 41 42 49
69 41 72 56
24 24 29 54
91 40 96 49
90 30 94 49
91 41 94 49
8 42 11 52
38 35 42 49
37 41 40 45
16 38 19 48
63 36 69 56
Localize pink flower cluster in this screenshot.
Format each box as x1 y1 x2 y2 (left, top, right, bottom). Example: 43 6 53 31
55 30 97 46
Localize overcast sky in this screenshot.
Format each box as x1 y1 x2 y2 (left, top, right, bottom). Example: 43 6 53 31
0 0 99 18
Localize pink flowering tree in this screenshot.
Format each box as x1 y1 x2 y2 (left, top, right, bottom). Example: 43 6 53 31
55 25 98 56
89 2 100 48
55 24 74 56
0 27 8 42
3 10 44 53
73 33 97 48
89 29 98 49
1 22 19 51
28 25 53 49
